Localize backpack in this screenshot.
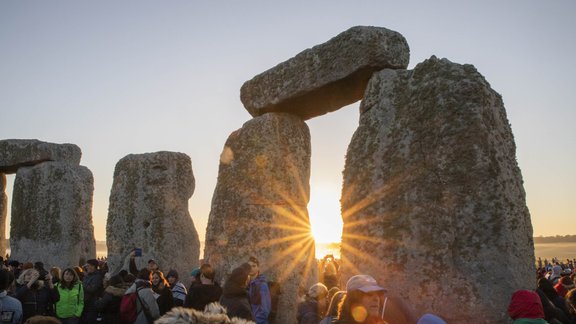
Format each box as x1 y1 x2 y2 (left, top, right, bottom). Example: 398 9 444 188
120 285 150 324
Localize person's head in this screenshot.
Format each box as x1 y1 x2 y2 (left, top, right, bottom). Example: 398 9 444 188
338 275 387 323
50 267 61 281
190 267 201 282
137 268 152 282
248 256 260 277
151 270 168 288
324 261 337 276
108 274 123 288
507 290 544 320
417 313 447 324
200 264 216 284
61 268 79 288
86 259 99 273
73 266 84 281
227 263 250 289
308 283 329 314
166 269 179 285
17 268 40 287
148 259 159 272
8 260 19 271
537 277 558 300
0 269 14 291
22 262 33 270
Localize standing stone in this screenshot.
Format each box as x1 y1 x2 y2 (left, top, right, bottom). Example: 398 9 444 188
204 113 315 323
106 151 200 283
0 174 6 256
10 162 95 268
341 56 535 323
241 26 410 120
0 139 81 174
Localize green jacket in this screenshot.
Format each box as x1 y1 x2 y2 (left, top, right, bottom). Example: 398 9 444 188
55 282 84 319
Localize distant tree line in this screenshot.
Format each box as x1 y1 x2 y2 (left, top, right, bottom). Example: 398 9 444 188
534 235 576 243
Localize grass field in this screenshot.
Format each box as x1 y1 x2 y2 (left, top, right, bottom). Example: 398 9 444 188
534 242 576 261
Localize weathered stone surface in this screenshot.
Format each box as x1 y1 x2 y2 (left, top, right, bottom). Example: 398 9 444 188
0 174 6 256
10 162 95 268
106 151 200 283
240 26 410 120
0 139 81 174
341 56 535 323
204 113 316 323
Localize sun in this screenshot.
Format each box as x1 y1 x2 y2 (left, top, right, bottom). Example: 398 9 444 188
308 184 343 244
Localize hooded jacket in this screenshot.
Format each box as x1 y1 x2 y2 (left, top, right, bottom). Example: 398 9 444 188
55 282 84 319
248 274 271 324
95 284 128 324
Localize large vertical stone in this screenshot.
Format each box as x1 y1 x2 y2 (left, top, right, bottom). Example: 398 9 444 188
204 113 315 323
0 174 6 256
10 162 95 268
106 151 200 283
341 56 534 323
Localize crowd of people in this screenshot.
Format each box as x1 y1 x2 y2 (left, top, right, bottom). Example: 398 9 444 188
0 252 574 324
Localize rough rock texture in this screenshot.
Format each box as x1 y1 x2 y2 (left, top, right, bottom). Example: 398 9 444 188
240 26 410 120
0 139 81 174
341 56 535 323
10 162 95 268
204 113 316 324
106 151 200 283
0 174 6 256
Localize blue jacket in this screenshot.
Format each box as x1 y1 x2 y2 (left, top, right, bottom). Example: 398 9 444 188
0 290 23 324
248 274 271 324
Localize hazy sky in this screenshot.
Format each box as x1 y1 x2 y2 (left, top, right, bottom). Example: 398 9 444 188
1 1 575 243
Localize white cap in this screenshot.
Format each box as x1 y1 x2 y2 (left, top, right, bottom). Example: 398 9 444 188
345 275 387 293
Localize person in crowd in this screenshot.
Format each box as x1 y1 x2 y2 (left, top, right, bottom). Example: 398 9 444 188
166 270 187 307
534 284 571 324
81 259 104 324
73 266 84 282
54 268 84 324
124 268 160 323
417 313 446 324
0 269 23 324
15 268 59 321
188 267 201 290
95 274 128 324
129 248 160 276
537 277 571 318
247 256 271 324
565 288 576 323
8 261 21 281
297 282 329 324
320 290 345 324
320 255 340 290
507 290 548 323
335 274 417 324
151 270 174 316
550 264 563 285
50 267 61 286
555 276 575 298
184 263 222 311
220 263 254 322
334 274 386 324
